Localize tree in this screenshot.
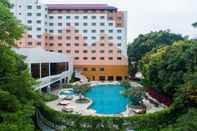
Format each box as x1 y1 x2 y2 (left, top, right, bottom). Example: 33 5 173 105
73 84 90 100
127 30 184 76
0 0 36 130
139 40 197 98
192 22 197 28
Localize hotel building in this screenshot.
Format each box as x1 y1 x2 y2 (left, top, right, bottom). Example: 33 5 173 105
10 0 128 81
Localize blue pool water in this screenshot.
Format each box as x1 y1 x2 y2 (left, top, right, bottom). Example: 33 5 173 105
59 90 75 96
85 84 129 114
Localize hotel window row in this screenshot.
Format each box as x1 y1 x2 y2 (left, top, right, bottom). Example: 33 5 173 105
73 57 122 60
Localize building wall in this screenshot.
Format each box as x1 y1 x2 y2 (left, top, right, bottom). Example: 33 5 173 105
9 1 128 81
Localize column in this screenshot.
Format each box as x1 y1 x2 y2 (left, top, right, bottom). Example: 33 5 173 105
39 63 42 78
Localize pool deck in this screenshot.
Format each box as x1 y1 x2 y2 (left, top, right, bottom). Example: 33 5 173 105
47 81 164 117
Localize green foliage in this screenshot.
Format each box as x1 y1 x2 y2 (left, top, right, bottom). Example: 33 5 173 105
38 92 58 102
0 1 24 47
37 102 179 130
139 40 197 98
127 30 184 76
192 22 197 28
120 80 131 89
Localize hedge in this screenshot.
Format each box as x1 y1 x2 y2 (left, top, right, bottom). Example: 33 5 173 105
36 102 182 130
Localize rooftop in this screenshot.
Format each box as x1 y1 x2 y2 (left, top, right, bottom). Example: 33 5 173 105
47 4 117 10
14 48 71 63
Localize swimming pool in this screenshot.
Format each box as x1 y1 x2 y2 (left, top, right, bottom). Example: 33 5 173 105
59 89 75 97
85 84 129 114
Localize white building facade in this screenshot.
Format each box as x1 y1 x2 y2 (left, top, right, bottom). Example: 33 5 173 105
10 0 128 81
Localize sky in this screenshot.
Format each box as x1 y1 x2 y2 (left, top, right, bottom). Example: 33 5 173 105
41 0 197 43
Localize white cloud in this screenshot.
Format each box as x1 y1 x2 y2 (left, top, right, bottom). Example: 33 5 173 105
41 0 197 42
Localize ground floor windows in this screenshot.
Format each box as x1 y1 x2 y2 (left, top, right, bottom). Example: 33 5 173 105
99 76 105 81
116 76 122 81
108 76 114 81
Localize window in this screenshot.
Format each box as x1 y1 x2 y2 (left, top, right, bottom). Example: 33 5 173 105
58 30 62 33
83 23 88 26
75 30 79 33
117 36 122 40
37 20 41 24
109 50 113 53
36 13 41 16
58 23 62 26
49 23 53 26
58 50 62 53
117 57 122 60
109 43 113 46
117 43 121 46
28 42 32 45
27 13 32 16
83 30 88 33
108 16 113 20
100 36 105 40
66 43 71 46
108 57 113 60
75 36 79 40
99 76 105 81
58 16 62 19
83 57 88 60
37 35 41 38
58 43 62 46
83 16 88 19
92 16 96 19
100 16 105 19
117 50 122 53
27 5 32 9
100 43 105 46
83 68 88 71
74 43 79 46
116 76 122 81
108 23 113 26
37 5 41 9
28 27 32 31
83 50 88 53
49 43 53 46
49 30 54 33
66 16 70 19
100 23 105 26
91 68 96 71
66 30 71 33
100 30 105 33
92 43 96 46
100 50 104 53
75 23 79 26
28 35 32 38
37 27 41 31
66 23 71 26
108 30 113 33
66 50 71 53
108 76 114 81
75 16 79 19
84 43 88 46
27 20 32 24
49 16 53 19
91 57 96 60
108 36 113 40
117 29 122 33
66 36 71 40
92 23 96 26
91 50 96 53
100 57 104 60
37 42 41 45
92 36 96 40
75 57 79 60
49 36 54 40
58 36 62 40
74 50 79 53
83 36 88 40
117 16 122 20
92 30 96 33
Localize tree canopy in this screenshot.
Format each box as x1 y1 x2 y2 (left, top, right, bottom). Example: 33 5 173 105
128 30 184 63
139 40 197 98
